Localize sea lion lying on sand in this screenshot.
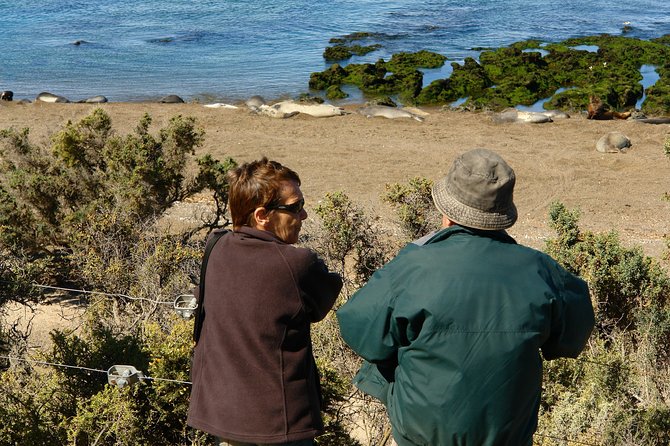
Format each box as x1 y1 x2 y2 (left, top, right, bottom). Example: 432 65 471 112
357 105 424 121
491 109 553 124
37 92 70 103
542 110 570 119
247 98 347 118
633 117 670 124
255 104 299 119
271 101 348 117
204 103 239 109
596 132 632 153
245 95 266 110
244 96 296 118
587 96 631 120
630 112 670 124
78 95 108 103
160 95 185 103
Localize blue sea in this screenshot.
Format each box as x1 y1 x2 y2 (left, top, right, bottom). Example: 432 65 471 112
1 0 670 104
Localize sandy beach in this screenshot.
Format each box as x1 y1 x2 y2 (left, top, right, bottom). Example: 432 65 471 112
1 100 669 263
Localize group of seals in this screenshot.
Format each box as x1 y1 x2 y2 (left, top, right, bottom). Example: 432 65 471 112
35 92 108 103
7 91 188 104
242 96 428 121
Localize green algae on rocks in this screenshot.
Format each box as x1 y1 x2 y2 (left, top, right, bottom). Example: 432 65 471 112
310 50 447 103
310 35 670 113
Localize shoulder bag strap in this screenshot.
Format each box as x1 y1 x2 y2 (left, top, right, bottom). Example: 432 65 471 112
193 229 229 344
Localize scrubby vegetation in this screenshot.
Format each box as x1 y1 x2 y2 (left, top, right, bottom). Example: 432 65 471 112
1 111 669 445
311 34 670 112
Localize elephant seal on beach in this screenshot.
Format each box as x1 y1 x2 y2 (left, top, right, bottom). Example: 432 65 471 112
634 117 670 124
37 92 70 103
357 105 424 122
516 111 553 123
204 103 239 109
1 91 13 101
542 110 570 119
160 95 184 103
271 101 347 117
245 95 266 110
596 132 631 153
630 112 670 124
78 95 108 103
255 104 299 119
491 109 553 124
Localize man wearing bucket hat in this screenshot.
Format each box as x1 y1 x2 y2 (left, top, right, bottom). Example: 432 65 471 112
337 149 594 446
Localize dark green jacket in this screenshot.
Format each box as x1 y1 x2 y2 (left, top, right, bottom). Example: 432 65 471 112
337 226 594 446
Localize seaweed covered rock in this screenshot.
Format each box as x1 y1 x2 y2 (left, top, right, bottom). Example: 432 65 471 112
640 64 670 115
311 35 670 112
324 44 382 61
543 88 590 111
416 58 491 105
326 85 348 100
311 51 445 101
386 50 447 72
478 46 559 108
309 63 347 90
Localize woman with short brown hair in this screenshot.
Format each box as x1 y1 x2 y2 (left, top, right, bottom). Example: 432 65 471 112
188 157 342 446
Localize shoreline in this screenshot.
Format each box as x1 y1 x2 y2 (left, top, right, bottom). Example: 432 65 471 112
0 101 668 264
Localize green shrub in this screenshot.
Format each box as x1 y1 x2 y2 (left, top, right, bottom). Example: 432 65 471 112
539 201 670 445
383 177 439 240
312 191 391 292
0 108 234 299
546 202 670 335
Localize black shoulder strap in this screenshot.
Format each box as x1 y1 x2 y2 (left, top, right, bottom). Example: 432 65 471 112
193 229 229 344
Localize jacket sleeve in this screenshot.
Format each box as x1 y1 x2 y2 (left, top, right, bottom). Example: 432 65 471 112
542 263 595 360
336 265 400 363
300 254 343 322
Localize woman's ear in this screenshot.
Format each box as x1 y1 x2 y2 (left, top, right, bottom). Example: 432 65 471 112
253 207 270 228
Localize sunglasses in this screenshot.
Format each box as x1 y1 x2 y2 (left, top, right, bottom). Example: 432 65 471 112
266 198 305 214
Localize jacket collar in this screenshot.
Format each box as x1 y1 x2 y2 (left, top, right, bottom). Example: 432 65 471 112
234 226 286 243
416 225 517 246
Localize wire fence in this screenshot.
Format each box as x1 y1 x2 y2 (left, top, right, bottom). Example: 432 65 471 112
0 354 192 386
1 281 668 446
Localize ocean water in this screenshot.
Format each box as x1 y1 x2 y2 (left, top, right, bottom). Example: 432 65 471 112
1 0 669 103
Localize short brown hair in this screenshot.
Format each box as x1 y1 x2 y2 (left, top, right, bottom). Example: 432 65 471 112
226 157 301 228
